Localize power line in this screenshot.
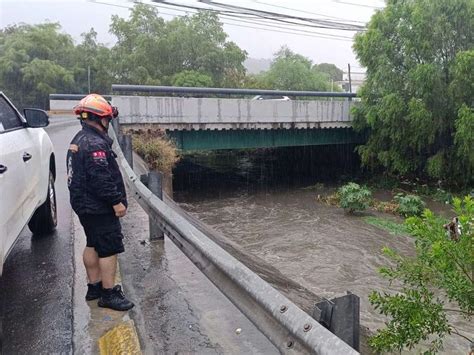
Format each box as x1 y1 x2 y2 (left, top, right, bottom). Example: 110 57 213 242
250 0 367 24
147 2 354 40
220 20 354 41
152 0 365 31
332 0 383 9
93 0 354 41
89 0 131 9
191 0 366 31
89 0 354 41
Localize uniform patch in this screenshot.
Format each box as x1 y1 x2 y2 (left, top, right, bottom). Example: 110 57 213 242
92 150 107 159
69 144 79 153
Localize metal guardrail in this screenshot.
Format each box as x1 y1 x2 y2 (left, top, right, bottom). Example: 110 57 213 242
111 84 357 98
49 94 112 101
110 125 358 354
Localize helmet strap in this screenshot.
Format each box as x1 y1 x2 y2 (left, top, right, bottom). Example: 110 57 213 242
99 117 111 132
85 112 110 132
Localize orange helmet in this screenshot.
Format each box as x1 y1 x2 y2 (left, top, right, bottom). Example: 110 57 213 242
73 94 118 119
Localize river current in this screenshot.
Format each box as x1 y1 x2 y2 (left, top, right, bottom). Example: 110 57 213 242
173 146 472 354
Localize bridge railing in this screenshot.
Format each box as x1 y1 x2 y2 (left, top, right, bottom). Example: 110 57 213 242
109 124 358 354
111 84 357 98
48 94 112 115
49 88 356 130
108 85 355 130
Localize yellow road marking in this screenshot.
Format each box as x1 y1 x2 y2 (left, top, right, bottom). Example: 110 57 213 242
98 320 141 355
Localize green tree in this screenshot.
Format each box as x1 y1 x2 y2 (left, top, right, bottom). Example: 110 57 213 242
240 73 266 89
0 23 76 108
352 0 474 186
74 28 113 94
109 5 247 87
454 105 474 174
369 196 473 353
109 4 165 85
172 70 213 87
260 46 331 91
22 59 74 108
451 51 474 181
164 12 247 86
313 63 343 82
220 42 248 87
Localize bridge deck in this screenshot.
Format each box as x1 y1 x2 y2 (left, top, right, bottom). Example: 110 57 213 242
112 96 353 131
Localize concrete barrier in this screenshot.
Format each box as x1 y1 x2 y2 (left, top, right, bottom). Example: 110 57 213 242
112 96 353 130
49 100 78 116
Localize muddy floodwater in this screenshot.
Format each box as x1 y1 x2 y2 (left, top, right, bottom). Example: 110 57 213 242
173 146 472 353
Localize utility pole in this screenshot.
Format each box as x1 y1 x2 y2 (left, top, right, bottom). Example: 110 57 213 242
331 79 334 102
87 65 91 94
347 63 352 94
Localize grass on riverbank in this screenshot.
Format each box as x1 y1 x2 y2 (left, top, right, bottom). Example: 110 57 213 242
363 216 408 236
317 192 400 214
364 175 473 204
130 129 180 173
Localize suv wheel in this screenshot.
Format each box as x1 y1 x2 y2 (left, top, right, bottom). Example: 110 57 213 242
28 171 57 235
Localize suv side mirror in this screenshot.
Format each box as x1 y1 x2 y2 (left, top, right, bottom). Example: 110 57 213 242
23 108 50 128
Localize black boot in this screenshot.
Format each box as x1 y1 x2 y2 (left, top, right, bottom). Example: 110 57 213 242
85 281 102 301
98 285 134 311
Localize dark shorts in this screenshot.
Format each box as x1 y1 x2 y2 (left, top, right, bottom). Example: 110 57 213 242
78 213 125 258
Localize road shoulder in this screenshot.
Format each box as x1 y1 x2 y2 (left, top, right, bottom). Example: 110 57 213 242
118 189 276 354
72 213 141 354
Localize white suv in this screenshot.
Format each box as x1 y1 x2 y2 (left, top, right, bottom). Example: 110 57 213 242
0 92 57 275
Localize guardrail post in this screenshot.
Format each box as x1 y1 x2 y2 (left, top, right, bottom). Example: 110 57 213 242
148 171 164 240
140 171 165 241
313 292 360 351
119 134 133 169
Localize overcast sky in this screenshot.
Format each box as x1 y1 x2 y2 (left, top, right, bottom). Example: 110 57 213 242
0 0 384 72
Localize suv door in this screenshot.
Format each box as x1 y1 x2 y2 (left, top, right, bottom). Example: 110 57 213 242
18 117 44 222
0 95 29 264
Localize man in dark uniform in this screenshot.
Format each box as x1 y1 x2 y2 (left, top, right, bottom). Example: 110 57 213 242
67 94 133 311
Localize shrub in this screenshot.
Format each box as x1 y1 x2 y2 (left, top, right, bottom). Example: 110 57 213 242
369 196 473 353
338 182 372 213
394 193 425 217
432 188 453 204
132 129 180 173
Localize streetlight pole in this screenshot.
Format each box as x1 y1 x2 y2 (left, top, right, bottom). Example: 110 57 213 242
87 65 91 94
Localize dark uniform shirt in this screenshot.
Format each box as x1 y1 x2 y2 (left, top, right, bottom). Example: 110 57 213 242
67 123 127 216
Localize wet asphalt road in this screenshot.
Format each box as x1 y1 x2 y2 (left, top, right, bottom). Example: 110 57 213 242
0 117 80 354
0 117 277 354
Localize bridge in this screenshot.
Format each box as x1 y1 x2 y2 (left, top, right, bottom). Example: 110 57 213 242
112 85 362 150
50 86 363 151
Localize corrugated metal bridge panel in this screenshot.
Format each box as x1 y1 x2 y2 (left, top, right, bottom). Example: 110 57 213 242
167 127 364 151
